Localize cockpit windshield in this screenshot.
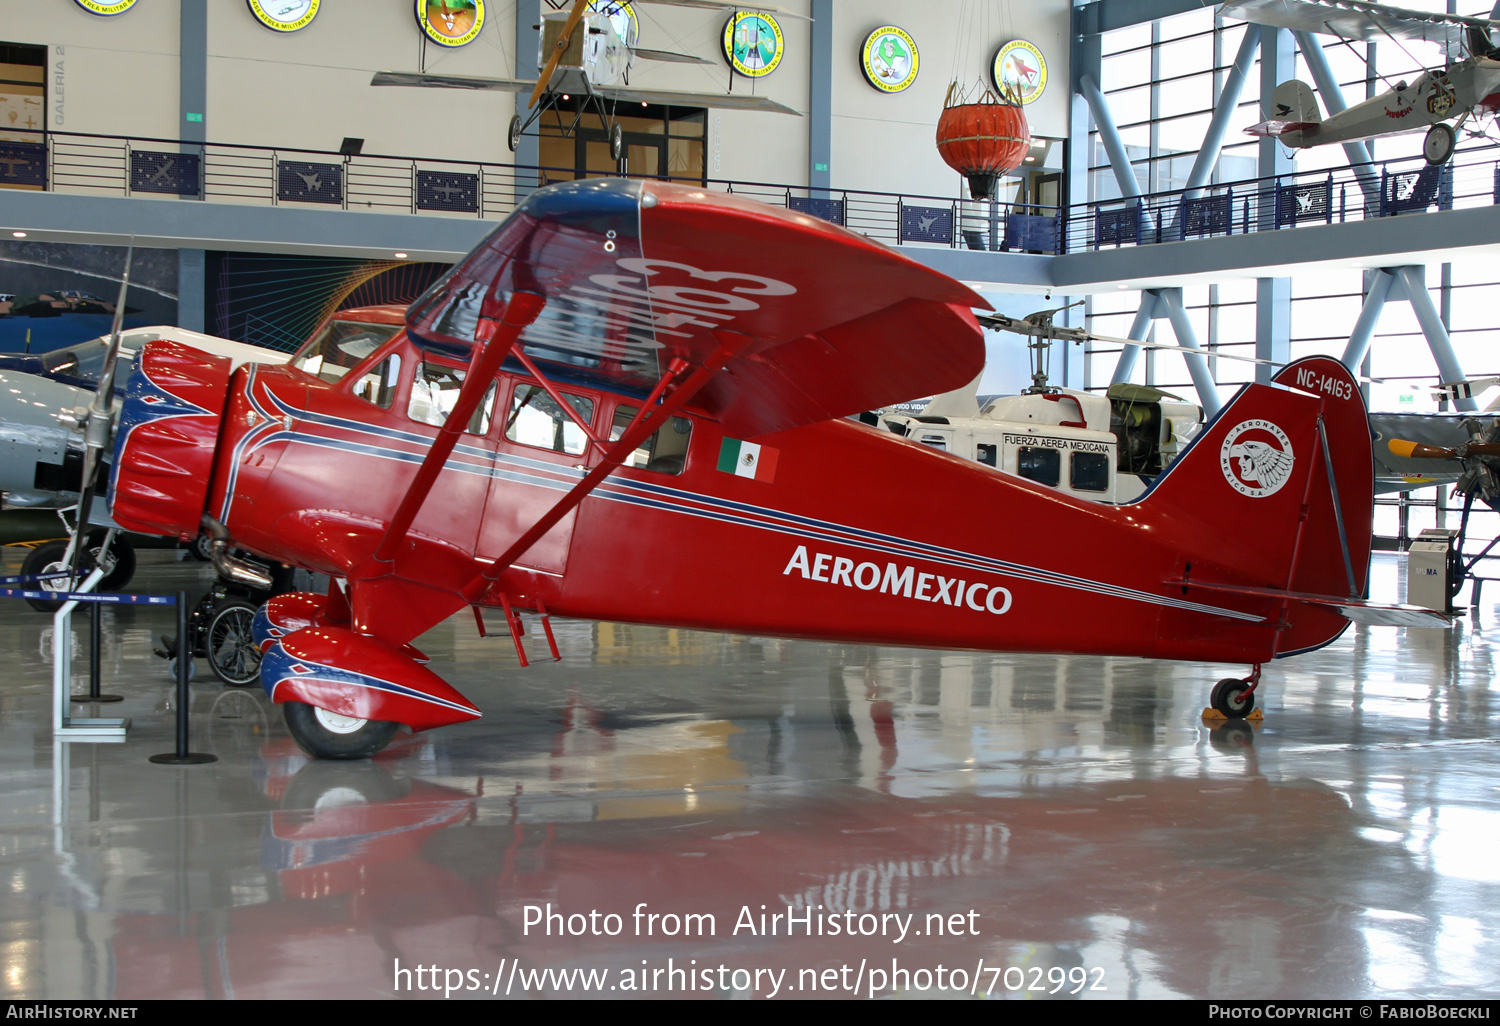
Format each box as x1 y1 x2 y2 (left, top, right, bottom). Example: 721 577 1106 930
291 320 403 384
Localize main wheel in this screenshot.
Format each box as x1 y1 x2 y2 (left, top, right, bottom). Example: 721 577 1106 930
609 121 623 161
20 540 72 612
1424 122 1455 165
283 700 400 760
1210 677 1256 718
508 114 523 152
206 600 262 686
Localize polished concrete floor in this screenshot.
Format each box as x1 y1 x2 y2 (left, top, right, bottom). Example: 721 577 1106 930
0 550 1496 1000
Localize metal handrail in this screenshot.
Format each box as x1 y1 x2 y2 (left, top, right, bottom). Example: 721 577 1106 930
4 127 1500 256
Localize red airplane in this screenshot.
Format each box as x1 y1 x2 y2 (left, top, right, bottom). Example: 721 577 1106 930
104 178 1442 760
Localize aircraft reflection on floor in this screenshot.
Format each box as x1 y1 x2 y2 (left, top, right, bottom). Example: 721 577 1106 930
10 555 1498 1001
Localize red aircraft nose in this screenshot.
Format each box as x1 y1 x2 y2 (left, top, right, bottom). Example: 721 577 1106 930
110 340 234 541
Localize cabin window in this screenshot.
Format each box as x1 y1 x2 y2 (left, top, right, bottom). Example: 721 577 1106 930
1071 451 1111 492
918 433 949 451
610 405 692 475
291 320 403 384
407 361 495 435
976 443 997 467
1017 445 1060 486
351 353 401 409
506 383 595 455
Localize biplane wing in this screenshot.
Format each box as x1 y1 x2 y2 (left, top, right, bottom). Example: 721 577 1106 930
406 178 987 438
371 70 800 115
1218 0 1495 47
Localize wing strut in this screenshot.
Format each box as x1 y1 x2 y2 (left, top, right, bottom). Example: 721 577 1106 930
462 330 754 605
358 291 547 576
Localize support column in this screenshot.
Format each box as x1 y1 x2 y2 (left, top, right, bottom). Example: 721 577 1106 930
1111 291 1161 384
1398 265 1476 412
177 249 204 333
809 0 832 192
514 0 541 203
1159 288 1223 416
1258 27 1295 230
1183 24 1261 199
1341 268 1394 371
1079 74 1141 200
1292 31 1378 204
1255 277 1291 386
179 0 206 146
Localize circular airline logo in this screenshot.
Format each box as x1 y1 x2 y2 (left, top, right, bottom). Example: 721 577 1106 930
992 39 1047 105
417 0 486 48
723 12 784 77
589 1 638 48
861 27 918 93
74 0 138 14
248 0 319 32
1220 419 1296 498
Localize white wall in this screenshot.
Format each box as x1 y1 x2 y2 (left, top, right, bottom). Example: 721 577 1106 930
830 1 1071 199
2 0 1070 194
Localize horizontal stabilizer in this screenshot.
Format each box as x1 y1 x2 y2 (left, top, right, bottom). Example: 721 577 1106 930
1171 578 1454 629
1245 119 1316 137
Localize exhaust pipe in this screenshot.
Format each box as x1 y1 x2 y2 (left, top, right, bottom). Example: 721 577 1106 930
200 515 275 591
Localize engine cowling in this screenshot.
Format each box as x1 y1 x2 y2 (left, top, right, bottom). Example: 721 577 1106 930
108 341 232 539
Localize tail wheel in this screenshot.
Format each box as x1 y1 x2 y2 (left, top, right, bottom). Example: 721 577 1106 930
283 700 400 760
206 600 262 686
1210 677 1256 719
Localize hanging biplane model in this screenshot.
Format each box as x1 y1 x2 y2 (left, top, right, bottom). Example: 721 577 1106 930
372 0 803 160
88 178 1451 761
1222 0 1500 164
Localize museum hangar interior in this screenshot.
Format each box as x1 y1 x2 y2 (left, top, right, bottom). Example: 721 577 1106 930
0 0 1497 1002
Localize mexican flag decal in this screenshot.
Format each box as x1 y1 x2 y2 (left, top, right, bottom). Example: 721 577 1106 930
717 437 779 482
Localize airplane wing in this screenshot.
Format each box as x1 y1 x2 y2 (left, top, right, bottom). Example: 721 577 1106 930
406 178 987 439
1174 578 1453 628
632 48 716 65
372 71 536 92
590 83 799 114
1219 0 1499 47
640 0 812 20
371 71 799 115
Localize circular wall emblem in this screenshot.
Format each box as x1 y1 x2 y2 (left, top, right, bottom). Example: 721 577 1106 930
248 0 319 33
992 39 1048 105
1220 419 1296 498
73 0 138 14
589 1 638 48
723 12 784 78
416 0 485 48
860 26 918 93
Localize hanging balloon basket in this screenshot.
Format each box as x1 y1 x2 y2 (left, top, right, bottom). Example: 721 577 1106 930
936 82 1030 201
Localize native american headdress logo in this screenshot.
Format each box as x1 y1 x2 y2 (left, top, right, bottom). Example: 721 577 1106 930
1220 419 1295 498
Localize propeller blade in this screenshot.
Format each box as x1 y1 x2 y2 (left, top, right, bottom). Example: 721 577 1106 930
66 241 134 583
1388 438 1500 460
530 0 590 110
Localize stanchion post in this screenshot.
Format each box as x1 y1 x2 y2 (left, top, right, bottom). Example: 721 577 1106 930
150 590 215 765
72 596 122 704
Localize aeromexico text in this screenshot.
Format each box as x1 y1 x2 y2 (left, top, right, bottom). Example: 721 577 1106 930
524 903 980 943
783 545 1013 614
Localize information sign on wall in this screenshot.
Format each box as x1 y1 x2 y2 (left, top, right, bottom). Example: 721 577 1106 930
991 39 1047 105
860 27 918 93
417 0 486 48
722 12 784 78
248 0 320 33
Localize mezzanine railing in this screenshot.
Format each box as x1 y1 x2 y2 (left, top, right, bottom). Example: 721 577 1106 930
2 129 1498 257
